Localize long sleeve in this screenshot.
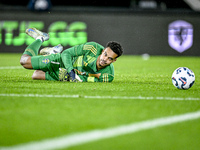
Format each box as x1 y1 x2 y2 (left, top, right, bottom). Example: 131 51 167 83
61 44 85 73
86 73 114 82
60 42 114 83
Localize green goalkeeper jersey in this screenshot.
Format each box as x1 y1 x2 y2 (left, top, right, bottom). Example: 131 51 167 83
61 42 114 82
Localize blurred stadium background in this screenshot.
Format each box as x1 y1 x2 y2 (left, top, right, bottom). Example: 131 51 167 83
0 0 200 56
0 1 200 149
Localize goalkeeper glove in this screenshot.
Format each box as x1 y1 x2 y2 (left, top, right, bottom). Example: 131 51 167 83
69 69 82 82
59 68 69 81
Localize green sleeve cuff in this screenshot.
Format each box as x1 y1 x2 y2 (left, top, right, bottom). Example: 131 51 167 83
87 77 95 82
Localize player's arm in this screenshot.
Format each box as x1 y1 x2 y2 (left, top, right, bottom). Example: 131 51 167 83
61 44 86 82
88 73 114 82
61 44 85 73
77 72 114 82
61 42 99 73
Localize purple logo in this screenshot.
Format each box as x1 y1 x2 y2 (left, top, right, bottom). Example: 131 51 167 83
168 20 193 53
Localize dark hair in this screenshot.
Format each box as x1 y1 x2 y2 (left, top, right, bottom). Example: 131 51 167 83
106 41 123 58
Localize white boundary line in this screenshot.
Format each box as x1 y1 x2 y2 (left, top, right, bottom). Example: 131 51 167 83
1 111 200 150
0 93 79 98
0 66 23 69
0 93 200 101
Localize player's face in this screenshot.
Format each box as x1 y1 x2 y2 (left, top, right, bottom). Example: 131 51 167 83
99 47 118 68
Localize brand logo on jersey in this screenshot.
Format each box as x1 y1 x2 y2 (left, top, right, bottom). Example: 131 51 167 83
42 58 50 64
168 20 193 53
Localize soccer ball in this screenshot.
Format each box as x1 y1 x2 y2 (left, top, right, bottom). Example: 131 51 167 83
172 67 195 90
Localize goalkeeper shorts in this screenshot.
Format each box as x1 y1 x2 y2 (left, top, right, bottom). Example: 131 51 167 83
31 54 61 81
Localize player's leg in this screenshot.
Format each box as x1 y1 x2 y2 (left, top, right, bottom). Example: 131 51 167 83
30 54 62 81
20 39 43 69
39 44 63 55
32 69 61 81
32 70 46 80
20 28 49 69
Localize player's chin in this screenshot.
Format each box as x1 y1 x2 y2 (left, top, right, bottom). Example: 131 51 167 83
100 62 107 67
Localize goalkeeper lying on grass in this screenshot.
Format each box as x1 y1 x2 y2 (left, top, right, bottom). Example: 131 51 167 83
20 28 123 82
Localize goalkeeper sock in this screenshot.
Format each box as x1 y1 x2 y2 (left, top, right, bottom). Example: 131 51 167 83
23 39 42 56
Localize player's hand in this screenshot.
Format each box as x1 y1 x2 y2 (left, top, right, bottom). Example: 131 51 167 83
69 69 82 82
59 68 70 81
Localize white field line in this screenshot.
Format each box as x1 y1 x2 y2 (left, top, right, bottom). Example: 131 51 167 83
0 93 79 98
1 111 200 150
0 66 23 69
0 93 200 101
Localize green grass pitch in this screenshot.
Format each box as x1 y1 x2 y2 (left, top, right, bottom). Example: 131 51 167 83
0 53 200 150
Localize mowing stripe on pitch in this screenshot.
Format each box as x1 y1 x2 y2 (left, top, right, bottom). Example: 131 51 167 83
1 111 200 150
0 93 200 101
0 66 23 69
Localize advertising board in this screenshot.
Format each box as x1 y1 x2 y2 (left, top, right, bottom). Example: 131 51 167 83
0 11 200 55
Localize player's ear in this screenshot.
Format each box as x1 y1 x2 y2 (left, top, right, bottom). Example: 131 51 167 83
113 58 117 63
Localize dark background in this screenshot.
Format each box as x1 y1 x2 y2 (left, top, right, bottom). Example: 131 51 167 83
0 0 192 9
0 0 200 56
